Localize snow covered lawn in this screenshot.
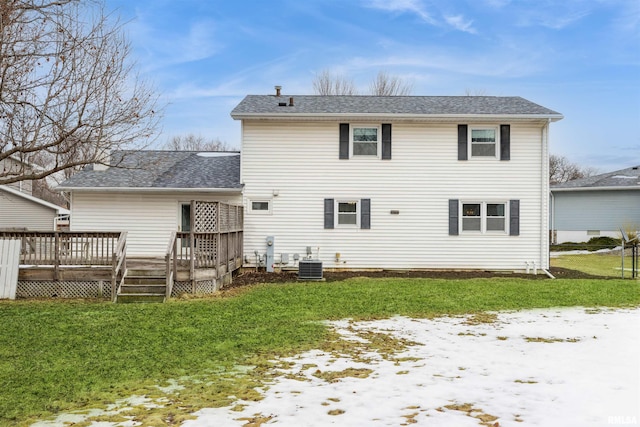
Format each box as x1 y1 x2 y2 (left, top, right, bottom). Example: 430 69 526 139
185 307 639 427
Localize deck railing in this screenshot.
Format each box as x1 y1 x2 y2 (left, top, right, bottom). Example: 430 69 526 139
165 231 177 299
111 232 127 302
0 231 124 266
166 201 243 292
0 231 127 290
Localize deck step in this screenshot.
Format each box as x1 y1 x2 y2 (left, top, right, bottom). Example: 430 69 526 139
117 268 167 302
124 276 166 286
120 284 166 294
126 268 166 277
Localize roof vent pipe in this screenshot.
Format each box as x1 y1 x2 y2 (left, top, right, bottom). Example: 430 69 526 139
289 97 294 107
275 85 282 97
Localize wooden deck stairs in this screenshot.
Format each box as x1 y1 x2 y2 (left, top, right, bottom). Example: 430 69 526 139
116 259 167 303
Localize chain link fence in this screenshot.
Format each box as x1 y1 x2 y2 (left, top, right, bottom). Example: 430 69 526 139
550 238 639 279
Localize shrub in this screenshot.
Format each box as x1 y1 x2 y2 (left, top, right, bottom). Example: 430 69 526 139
551 236 620 252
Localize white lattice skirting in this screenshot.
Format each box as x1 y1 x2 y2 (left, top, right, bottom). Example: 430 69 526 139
173 280 218 296
16 280 111 299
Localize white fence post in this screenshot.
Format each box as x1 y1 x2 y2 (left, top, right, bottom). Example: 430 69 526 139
0 239 21 299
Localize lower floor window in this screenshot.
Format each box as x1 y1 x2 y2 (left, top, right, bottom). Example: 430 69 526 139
462 202 506 233
249 199 271 214
337 201 358 226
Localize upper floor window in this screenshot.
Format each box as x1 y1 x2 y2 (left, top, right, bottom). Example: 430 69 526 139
458 124 509 161
352 126 379 157
470 128 497 158
340 123 391 160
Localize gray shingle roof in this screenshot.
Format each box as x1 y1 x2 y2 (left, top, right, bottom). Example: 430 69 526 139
551 165 640 190
57 151 241 190
231 95 562 118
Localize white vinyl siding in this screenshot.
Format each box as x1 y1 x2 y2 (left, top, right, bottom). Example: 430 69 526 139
241 120 548 271
0 189 58 230
70 192 242 256
552 190 640 243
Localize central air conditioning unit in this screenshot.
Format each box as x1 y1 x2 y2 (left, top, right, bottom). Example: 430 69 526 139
298 260 323 280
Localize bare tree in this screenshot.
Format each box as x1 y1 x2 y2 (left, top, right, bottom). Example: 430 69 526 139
464 88 488 96
0 0 161 186
369 71 413 96
164 134 231 151
313 69 413 96
312 69 358 95
549 154 598 184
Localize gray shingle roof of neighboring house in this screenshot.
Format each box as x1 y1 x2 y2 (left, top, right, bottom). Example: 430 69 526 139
551 165 640 190
57 151 241 191
231 95 563 119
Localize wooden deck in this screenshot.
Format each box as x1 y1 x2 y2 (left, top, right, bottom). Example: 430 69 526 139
1 200 244 302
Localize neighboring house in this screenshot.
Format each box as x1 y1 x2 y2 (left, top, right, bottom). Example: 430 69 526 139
0 156 36 195
550 165 640 243
56 151 242 257
0 185 70 230
232 92 563 272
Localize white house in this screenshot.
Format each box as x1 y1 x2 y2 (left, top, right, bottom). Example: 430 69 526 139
0 156 69 230
232 92 563 272
551 165 640 243
0 185 70 230
56 151 242 257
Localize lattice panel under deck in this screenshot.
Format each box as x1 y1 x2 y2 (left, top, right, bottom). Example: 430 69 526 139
172 280 218 296
17 281 110 299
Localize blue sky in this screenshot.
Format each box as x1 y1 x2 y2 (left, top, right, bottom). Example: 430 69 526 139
105 0 639 172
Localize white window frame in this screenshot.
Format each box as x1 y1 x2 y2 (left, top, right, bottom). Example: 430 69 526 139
460 201 508 234
469 126 500 159
248 199 272 215
336 200 360 228
350 125 381 158
461 202 482 233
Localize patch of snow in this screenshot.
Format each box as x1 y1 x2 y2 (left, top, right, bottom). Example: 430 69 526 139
184 307 640 427
550 246 622 257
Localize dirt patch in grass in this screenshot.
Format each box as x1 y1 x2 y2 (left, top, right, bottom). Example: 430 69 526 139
229 266 597 289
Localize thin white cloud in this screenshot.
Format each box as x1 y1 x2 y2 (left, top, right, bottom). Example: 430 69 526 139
365 0 438 25
445 15 476 34
511 3 592 30
365 0 478 34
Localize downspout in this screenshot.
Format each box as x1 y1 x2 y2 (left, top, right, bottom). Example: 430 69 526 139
541 119 555 279
549 190 555 244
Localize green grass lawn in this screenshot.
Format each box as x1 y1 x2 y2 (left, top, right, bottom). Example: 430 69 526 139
551 253 636 277
1 277 638 425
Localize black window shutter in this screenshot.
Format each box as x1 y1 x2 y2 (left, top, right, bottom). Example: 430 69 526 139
449 199 459 235
381 124 392 160
324 199 334 229
510 199 520 236
361 198 371 229
500 125 510 161
458 125 468 161
339 123 349 159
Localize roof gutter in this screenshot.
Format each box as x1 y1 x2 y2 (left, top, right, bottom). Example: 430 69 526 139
550 186 640 192
55 186 243 193
230 112 564 122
